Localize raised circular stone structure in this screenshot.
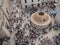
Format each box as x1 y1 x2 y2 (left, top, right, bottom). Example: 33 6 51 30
31 12 51 29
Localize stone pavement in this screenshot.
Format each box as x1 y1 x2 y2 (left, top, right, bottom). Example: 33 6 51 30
7 0 60 45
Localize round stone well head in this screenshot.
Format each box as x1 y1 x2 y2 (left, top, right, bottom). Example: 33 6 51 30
31 12 51 29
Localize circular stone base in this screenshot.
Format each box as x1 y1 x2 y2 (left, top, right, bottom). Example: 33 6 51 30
31 12 51 29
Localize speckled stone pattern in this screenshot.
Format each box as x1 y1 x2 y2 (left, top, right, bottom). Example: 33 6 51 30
7 0 60 45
